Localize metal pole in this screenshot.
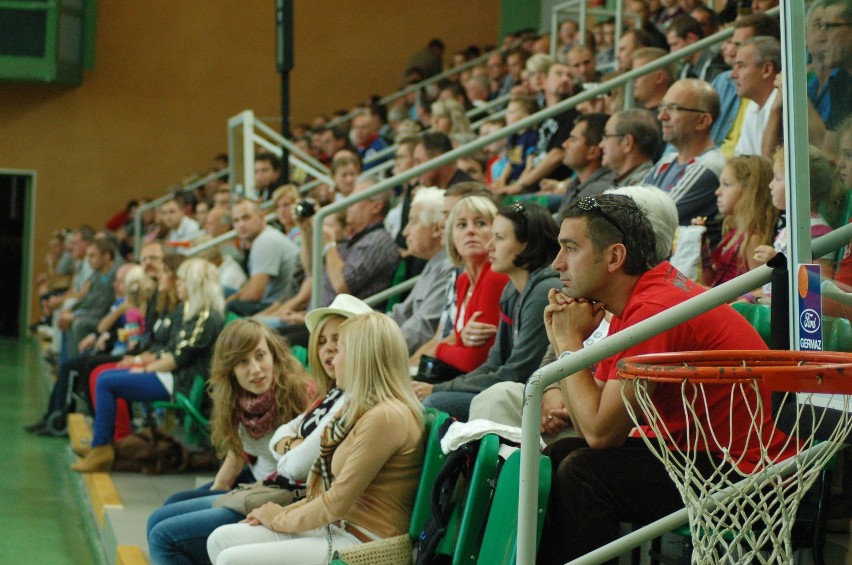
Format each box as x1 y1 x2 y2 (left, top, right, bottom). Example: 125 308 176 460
241 111 256 199
780 0 811 353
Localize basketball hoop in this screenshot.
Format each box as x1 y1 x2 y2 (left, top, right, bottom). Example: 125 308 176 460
617 350 852 563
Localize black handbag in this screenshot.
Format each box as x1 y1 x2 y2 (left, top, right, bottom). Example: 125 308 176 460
415 355 464 384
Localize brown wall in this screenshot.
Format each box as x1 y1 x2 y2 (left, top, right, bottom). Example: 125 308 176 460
0 1 498 320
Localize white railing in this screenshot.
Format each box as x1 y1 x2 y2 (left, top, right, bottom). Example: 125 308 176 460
227 110 333 201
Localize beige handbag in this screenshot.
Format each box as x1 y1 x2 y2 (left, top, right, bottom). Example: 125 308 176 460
211 481 305 515
333 534 413 565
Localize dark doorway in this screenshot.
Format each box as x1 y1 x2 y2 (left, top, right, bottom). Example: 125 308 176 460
0 173 33 337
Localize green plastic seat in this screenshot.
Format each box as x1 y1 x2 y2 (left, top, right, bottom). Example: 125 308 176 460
409 408 451 539
731 302 852 352
291 344 309 368
476 449 552 565
224 310 243 326
385 260 408 313
447 433 501 564
151 375 209 445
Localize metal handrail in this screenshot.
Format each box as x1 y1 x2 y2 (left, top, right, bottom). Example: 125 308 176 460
327 43 512 129
550 0 637 67
363 276 420 307
516 222 852 565
131 167 230 258
253 118 330 176
360 92 512 167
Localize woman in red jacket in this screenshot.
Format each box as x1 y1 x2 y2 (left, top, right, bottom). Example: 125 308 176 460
418 195 508 373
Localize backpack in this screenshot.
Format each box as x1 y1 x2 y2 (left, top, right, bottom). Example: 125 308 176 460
415 420 507 565
113 426 190 474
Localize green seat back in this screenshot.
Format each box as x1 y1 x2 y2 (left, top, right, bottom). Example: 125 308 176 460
151 375 210 445
476 449 551 565
291 344 309 368
731 302 852 352
385 261 408 313
823 315 852 352
409 408 451 539
224 311 242 326
451 433 501 565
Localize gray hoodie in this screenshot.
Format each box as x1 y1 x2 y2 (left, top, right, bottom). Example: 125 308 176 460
433 266 561 394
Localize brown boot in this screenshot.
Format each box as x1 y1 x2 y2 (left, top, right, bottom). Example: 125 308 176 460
71 444 114 473
72 442 91 458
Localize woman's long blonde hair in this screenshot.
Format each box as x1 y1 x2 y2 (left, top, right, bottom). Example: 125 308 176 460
209 319 313 457
337 312 422 428
176 258 225 320
723 155 778 261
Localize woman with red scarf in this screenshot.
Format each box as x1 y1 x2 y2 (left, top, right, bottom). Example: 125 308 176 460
147 319 313 564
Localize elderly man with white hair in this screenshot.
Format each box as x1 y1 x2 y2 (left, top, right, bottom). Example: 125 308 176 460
467 184 679 440
387 187 456 354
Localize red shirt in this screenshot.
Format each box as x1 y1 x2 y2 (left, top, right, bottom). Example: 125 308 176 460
436 263 508 373
596 262 797 473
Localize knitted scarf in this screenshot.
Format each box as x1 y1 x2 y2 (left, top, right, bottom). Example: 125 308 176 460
306 408 353 499
235 382 278 439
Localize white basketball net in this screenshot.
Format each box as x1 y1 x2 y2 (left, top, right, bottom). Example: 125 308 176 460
621 378 852 564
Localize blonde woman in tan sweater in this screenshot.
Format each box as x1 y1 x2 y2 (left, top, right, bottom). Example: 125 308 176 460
207 311 424 565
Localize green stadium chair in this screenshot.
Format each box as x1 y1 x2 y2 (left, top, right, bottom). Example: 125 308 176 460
291 344 309 368
151 375 209 446
731 302 852 352
475 449 551 565
224 311 242 326
385 261 408 313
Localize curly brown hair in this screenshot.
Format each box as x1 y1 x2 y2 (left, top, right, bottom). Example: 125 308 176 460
209 319 313 458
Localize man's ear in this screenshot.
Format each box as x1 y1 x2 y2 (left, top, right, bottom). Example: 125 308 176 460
588 143 603 163
607 242 628 272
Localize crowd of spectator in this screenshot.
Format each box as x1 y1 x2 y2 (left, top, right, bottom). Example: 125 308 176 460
27 0 852 562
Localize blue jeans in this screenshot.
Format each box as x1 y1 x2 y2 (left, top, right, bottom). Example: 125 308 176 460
92 368 169 446
147 467 257 564
422 391 477 421
147 493 243 565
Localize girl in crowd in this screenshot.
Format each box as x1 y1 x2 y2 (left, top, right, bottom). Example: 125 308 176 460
697 155 778 287
753 145 841 299
430 99 473 137
415 201 561 420
147 314 334 564
271 184 302 244
414 195 508 374
207 312 424 565
331 153 361 201
72 258 225 472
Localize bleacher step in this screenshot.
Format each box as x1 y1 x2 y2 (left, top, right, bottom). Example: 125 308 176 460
116 545 147 565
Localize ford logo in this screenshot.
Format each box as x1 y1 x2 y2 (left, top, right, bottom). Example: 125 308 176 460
800 309 821 333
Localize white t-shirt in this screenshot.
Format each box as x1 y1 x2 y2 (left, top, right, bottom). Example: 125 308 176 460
734 88 778 157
